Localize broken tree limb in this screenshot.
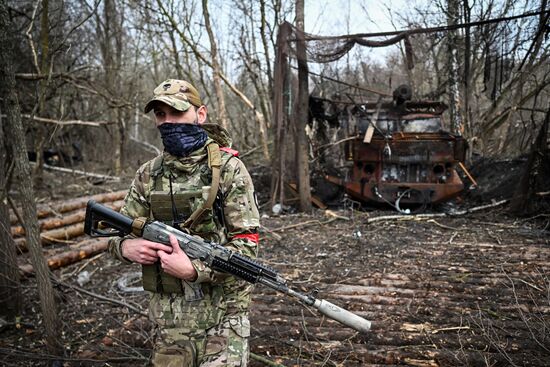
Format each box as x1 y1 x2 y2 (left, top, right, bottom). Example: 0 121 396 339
324 210 350 221
10 190 126 224
21 114 113 127
458 162 478 187
250 353 286 367
270 218 337 232
19 238 109 275
52 278 147 317
31 162 121 181
365 199 508 224
259 225 283 241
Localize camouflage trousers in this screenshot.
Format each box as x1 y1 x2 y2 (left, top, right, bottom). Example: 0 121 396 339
148 284 250 366
151 314 250 366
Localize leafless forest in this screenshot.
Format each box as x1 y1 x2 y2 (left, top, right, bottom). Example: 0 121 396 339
0 0 549 366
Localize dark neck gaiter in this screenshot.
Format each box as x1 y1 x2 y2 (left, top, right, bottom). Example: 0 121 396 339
158 123 208 157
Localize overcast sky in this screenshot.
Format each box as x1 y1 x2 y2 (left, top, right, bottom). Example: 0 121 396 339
304 0 413 63
305 0 408 35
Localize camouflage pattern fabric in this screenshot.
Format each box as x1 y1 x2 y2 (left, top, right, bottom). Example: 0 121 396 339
151 312 250 367
144 79 203 113
109 126 260 366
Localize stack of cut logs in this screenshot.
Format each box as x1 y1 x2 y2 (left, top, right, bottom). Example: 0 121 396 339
10 191 127 275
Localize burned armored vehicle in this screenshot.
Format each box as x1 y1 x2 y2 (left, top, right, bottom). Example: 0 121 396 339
312 85 467 210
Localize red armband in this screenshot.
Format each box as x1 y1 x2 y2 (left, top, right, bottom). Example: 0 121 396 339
232 233 259 244
220 147 239 157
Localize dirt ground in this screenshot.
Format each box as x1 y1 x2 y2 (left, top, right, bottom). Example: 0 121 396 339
1 160 549 366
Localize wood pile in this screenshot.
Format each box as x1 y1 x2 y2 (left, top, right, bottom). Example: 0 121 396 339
11 190 126 274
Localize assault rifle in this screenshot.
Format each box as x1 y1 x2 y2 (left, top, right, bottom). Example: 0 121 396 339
84 200 371 333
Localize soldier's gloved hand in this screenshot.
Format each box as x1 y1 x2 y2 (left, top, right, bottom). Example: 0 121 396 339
157 234 198 281
121 238 172 265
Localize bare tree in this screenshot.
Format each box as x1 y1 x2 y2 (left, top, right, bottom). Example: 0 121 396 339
155 0 270 158
446 0 464 135
295 0 312 212
0 114 21 323
202 0 229 129
0 1 61 354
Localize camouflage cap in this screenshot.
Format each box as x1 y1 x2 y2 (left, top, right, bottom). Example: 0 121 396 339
144 79 203 113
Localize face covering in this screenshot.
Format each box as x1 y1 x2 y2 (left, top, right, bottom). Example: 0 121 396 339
158 122 208 157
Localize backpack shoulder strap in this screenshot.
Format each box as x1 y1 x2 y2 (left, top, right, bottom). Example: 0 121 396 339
150 155 164 191
182 142 221 229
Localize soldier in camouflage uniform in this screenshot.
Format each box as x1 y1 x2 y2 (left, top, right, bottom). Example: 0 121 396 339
108 79 260 366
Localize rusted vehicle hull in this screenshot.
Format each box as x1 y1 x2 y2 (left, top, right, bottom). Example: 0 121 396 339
336 133 466 206
319 86 467 208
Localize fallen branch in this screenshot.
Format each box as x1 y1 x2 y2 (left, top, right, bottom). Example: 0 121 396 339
426 219 460 231
239 145 261 159
270 218 337 232
34 163 121 181
324 209 350 221
250 353 286 367
21 114 113 127
431 326 471 334
259 225 283 241
53 278 147 317
0 347 148 363
366 199 508 224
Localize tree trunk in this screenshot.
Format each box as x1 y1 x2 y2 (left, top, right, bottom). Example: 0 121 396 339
509 107 550 215
446 0 463 135
0 108 22 321
270 22 291 209
202 0 229 129
259 0 273 94
0 2 62 354
462 0 472 141
295 0 312 212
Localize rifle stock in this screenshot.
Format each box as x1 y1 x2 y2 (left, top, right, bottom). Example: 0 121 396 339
84 200 371 333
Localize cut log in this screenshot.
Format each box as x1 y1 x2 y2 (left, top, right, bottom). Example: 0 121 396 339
11 200 123 237
14 201 124 252
19 238 109 275
15 223 85 252
10 190 127 224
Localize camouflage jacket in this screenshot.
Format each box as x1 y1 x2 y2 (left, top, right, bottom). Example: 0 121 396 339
109 125 260 317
